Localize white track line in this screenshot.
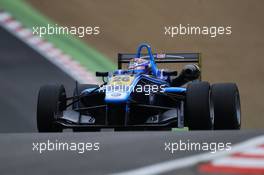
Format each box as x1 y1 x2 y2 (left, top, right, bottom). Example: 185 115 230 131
0 11 99 84
111 135 264 175
238 147 264 155
211 157 264 168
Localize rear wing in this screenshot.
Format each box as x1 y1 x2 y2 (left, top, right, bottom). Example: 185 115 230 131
117 53 202 69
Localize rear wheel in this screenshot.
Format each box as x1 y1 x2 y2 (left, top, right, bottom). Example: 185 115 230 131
185 82 213 130
37 85 66 132
211 83 241 129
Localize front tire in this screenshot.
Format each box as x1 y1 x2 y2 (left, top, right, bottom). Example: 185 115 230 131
211 83 241 129
185 82 213 130
37 85 66 132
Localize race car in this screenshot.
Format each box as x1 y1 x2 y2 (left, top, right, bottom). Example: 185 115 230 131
37 43 241 132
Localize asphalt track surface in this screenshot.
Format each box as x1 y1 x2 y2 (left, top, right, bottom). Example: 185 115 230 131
0 27 74 132
0 130 263 175
0 26 264 175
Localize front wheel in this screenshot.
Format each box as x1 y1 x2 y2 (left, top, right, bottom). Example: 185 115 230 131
37 85 66 132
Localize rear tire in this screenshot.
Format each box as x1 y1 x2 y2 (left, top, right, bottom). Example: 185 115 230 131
185 82 213 130
37 85 66 132
211 83 241 129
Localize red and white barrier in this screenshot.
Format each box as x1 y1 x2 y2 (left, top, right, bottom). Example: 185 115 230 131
0 10 99 84
199 143 264 174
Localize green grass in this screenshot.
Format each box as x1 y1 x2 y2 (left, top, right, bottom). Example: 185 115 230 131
172 127 189 131
0 0 116 72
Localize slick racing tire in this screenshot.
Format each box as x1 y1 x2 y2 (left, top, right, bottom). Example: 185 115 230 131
37 85 66 132
185 82 213 130
72 84 99 109
211 83 241 130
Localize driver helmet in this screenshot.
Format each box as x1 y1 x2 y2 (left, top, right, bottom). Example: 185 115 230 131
128 57 151 72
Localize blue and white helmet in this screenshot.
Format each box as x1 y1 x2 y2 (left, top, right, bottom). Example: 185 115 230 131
128 58 151 72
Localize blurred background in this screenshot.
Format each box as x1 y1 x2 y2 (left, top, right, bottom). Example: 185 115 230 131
0 0 263 130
